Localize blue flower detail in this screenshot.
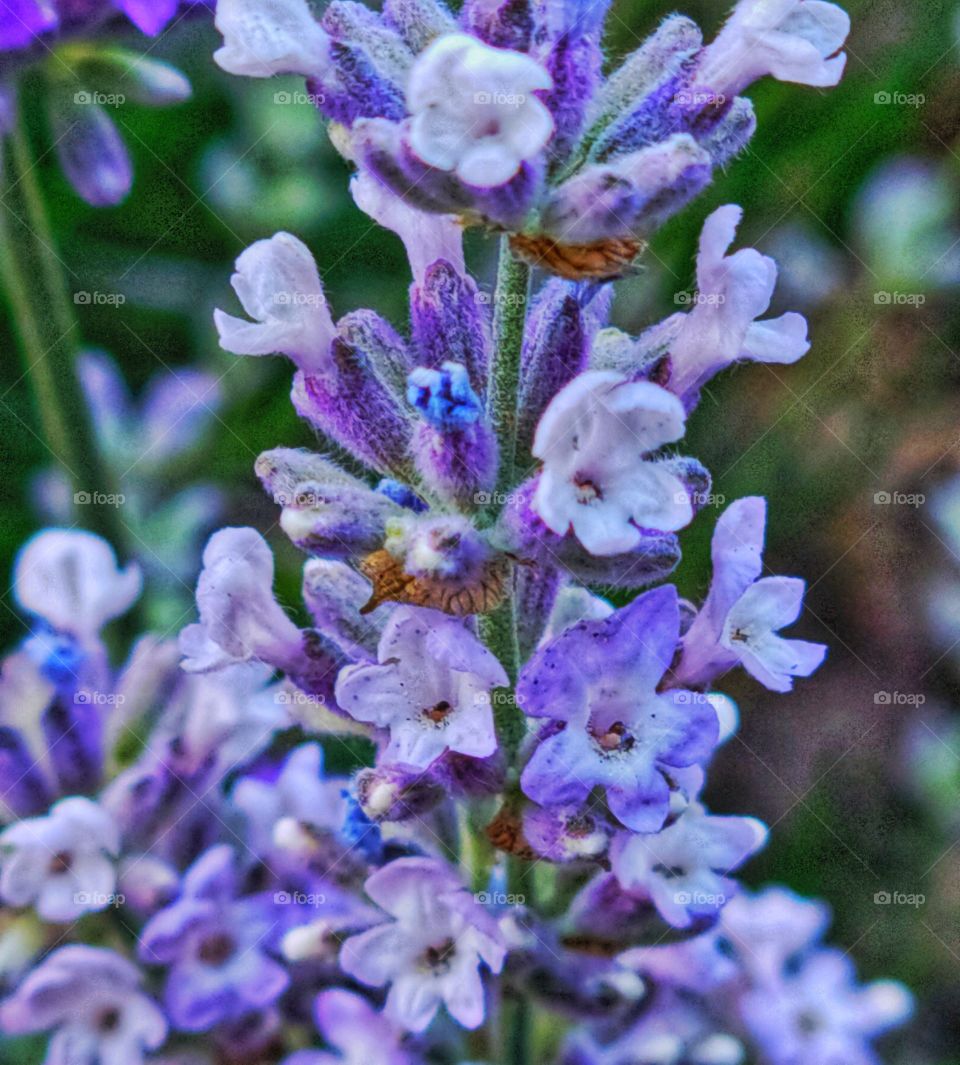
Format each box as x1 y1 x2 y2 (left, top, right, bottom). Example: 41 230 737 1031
407 362 481 431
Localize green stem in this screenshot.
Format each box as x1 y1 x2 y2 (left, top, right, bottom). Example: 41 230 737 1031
0 115 124 547
487 235 530 502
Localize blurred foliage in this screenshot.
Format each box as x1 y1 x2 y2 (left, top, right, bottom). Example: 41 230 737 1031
1 1 960 1061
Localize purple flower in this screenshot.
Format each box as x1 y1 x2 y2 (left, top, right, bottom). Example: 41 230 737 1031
215 233 336 375
740 949 912 1065
694 0 850 98
531 371 694 555
676 497 827 692
285 988 413 1065
518 585 719 832
230 743 348 857
335 605 508 768
139 845 289 1032
0 945 166 1065
665 205 811 402
609 803 768 928
0 797 119 922
14 530 141 644
0 1 57 52
340 856 505 1031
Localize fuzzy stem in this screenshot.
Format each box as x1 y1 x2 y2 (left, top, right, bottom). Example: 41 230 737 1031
487 234 530 502
0 117 124 547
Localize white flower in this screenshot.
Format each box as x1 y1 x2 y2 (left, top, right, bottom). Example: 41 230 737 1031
532 370 693 556
14 529 141 641
179 527 303 673
668 204 810 398
0 798 119 922
721 575 826 692
407 33 554 188
214 232 335 375
213 0 331 79
350 171 465 285
695 0 850 97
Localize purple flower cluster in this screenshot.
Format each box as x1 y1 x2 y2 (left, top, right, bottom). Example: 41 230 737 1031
0 0 915 1063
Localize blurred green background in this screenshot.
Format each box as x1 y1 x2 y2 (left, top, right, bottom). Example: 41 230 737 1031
2 0 960 1061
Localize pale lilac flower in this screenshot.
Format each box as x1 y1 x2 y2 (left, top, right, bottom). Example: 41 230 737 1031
14 529 141 642
740 949 912 1065
695 0 850 97
350 171 465 285
666 205 810 400
609 803 768 928
231 743 347 855
677 497 827 692
213 0 331 79
406 33 554 187
0 946 167 1065
518 586 718 832
340 857 505 1032
532 371 693 556
335 606 508 768
720 885 831 983
285 988 413 1065
139 846 289 1032
214 233 335 375
0 797 119 922
179 527 302 673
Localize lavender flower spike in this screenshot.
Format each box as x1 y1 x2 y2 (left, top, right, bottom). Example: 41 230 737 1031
215 232 336 375
518 585 719 832
214 0 332 79
340 856 506 1031
676 497 827 692
0 946 167 1065
335 605 508 768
